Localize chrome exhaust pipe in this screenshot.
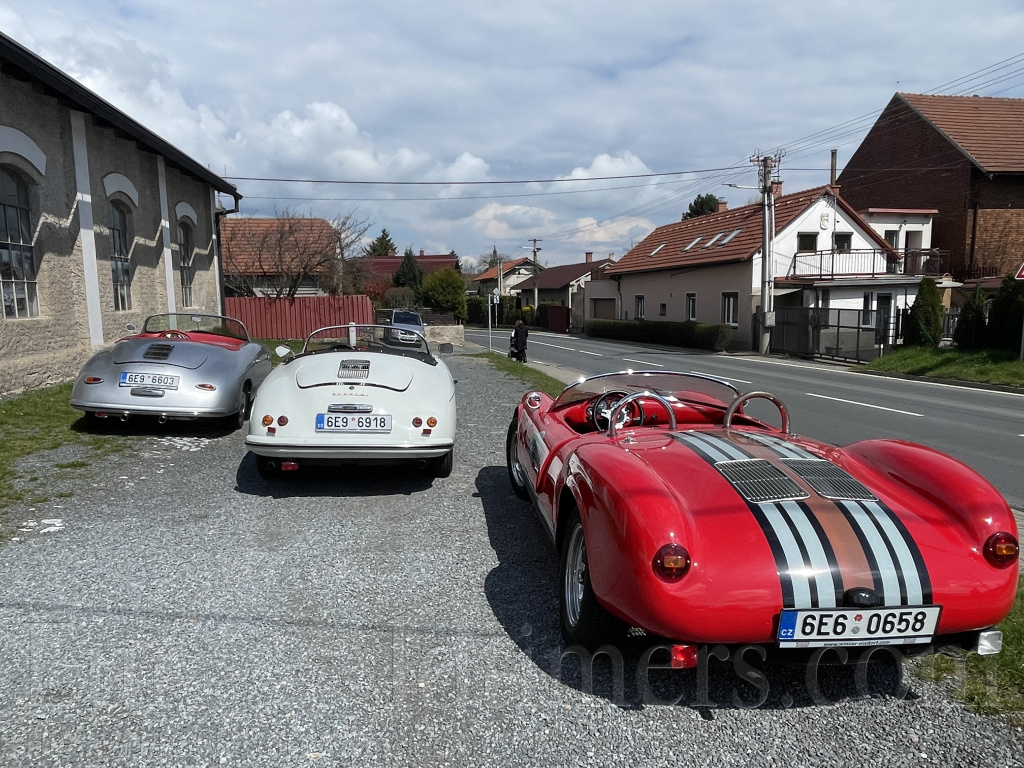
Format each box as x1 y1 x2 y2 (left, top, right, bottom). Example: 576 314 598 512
119 414 129 422
157 415 168 425
417 459 428 469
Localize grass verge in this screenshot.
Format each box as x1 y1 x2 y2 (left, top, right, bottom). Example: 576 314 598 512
475 352 569 397
915 579 1024 721
865 347 1024 387
0 383 131 537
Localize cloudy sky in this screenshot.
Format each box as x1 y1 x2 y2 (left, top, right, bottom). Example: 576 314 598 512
4 1 1024 268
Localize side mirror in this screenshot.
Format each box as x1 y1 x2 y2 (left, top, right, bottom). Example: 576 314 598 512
275 344 295 359
438 343 454 354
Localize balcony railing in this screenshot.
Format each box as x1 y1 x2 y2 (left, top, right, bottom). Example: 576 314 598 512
787 249 952 279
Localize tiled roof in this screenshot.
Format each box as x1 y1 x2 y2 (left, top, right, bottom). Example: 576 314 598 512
900 93 1024 173
221 218 338 276
364 252 458 277
534 259 614 289
606 186 879 276
473 257 532 282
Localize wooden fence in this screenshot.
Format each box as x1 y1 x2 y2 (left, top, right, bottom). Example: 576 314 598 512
225 295 375 340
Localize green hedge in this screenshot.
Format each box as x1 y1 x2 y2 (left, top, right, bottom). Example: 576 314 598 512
585 319 732 351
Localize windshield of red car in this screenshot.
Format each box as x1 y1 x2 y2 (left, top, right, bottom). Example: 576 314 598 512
551 371 740 410
142 314 249 340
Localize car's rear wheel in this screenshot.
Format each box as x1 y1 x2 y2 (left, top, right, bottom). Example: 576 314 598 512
506 417 529 500
559 509 625 648
226 382 251 431
432 448 454 478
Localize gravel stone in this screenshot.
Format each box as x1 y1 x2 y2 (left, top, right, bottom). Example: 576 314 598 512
0 350 1022 766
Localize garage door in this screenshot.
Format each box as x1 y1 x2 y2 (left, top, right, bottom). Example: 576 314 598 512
592 298 616 320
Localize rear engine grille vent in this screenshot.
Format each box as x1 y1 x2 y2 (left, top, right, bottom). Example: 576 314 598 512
337 359 370 379
716 459 809 503
143 343 174 361
781 459 877 501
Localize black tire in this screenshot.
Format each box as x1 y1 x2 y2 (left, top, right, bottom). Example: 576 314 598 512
225 382 251 431
506 417 529 500
432 448 454 478
559 509 625 649
256 455 278 479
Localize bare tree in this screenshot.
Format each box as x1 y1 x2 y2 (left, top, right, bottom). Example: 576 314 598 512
222 209 371 298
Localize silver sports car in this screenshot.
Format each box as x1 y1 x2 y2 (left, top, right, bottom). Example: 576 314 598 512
70 313 272 429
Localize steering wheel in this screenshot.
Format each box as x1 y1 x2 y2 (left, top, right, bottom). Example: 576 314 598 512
608 392 677 437
723 391 791 433
590 391 643 432
161 331 190 340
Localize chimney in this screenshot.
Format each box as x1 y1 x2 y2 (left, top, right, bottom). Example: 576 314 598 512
585 251 593 263
829 149 841 194
419 249 424 257
717 200 728 213
771 180 783 198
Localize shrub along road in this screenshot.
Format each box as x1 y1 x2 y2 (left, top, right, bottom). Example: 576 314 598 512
0 352 1022 766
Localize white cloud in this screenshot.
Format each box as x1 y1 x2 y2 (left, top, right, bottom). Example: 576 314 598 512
5 0 1024 265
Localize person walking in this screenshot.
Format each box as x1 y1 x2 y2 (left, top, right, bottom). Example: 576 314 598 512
512 319 528 363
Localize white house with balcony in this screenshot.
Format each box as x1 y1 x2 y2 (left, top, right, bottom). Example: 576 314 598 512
602 184 941 352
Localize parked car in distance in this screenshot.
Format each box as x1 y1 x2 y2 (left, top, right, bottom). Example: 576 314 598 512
377 308 426 346
70 313 272 429
507 370 1018 661
246 324 456 478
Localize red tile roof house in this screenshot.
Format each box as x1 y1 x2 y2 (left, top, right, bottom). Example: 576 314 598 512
601 184 942 352
838 93 1024 280
221 217 342 297
532 253 615 329
472 257 542 297
363 250 459 281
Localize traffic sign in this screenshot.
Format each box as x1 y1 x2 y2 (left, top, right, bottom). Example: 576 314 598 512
1016 259 1024 280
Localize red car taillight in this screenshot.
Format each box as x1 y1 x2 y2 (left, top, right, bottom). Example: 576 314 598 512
653 543 691 581
984 532 1019 569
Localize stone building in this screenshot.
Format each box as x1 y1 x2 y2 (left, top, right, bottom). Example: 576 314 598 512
0 31 240 395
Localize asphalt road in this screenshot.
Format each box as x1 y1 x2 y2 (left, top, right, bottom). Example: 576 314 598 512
468 329 1024 511
1 351 1023 766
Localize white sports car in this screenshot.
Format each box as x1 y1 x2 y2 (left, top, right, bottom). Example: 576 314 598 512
246 324 457 478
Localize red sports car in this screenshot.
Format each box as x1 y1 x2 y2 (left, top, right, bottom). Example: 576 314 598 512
506 371 1018 657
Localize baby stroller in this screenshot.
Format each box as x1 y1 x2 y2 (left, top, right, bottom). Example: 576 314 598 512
508 331 527 363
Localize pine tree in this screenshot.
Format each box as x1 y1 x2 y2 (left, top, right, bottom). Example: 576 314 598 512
362 228 397 258
393 246 425 291
903 277 944 347
953 285 987 351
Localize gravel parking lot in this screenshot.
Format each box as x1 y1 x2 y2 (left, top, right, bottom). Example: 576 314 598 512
1 350 1022 767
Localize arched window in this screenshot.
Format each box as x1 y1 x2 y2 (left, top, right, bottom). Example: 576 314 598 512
0 167 38 319
177 221 194 307
110 202 131 311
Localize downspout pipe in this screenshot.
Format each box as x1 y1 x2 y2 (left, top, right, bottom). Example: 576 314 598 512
214 190 242 316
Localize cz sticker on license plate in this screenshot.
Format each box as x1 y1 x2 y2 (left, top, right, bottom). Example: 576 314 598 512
777 605 942 648
315 413 392 433
119 371 179 389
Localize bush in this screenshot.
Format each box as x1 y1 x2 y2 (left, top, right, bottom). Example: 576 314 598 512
585 319 732 352
536 302 558 328
381 286 416 309
953 286 988 351
466 295 487 324
987 274 1024 351
903 277 944 347
419 268 467 321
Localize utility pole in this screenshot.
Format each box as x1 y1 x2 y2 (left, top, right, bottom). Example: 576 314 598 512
752 152 782 356
524 239 542 317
